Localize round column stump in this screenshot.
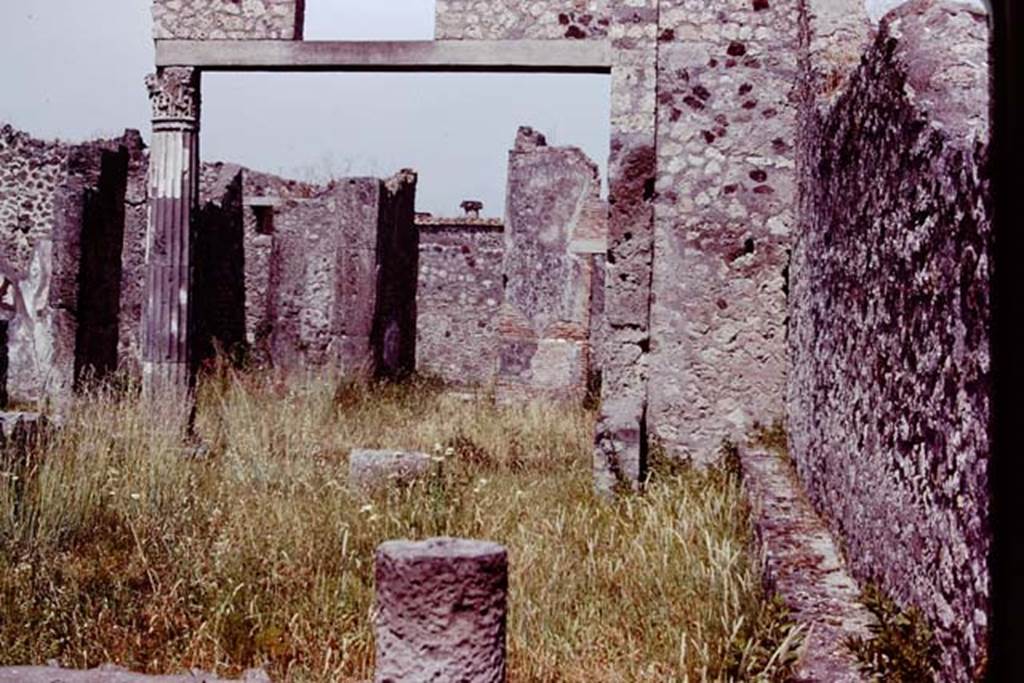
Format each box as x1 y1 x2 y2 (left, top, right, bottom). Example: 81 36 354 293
374 537 508 683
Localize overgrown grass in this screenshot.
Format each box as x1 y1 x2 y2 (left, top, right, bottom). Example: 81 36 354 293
1 367 799 681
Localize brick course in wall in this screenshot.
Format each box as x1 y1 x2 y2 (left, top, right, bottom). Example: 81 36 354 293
788 0 991 678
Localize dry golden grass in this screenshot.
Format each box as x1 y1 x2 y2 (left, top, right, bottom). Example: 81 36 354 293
0 366 800 681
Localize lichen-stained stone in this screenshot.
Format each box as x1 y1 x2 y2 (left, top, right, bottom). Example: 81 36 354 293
349 449 434 490
788 1 991 679
647 0 798 464
374 538 508 683
416 214 505 386
152 0 306 40
436 0 609 40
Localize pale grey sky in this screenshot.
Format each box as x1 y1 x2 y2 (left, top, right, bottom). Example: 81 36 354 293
0 0 610 217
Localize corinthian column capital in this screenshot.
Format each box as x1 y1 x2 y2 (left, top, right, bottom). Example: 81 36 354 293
145 67 201 132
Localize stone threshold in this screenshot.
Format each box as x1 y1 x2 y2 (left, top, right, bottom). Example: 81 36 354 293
740 448 876 682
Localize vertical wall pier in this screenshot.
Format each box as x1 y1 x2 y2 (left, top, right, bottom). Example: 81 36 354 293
593 0 659 495
143 67 201 401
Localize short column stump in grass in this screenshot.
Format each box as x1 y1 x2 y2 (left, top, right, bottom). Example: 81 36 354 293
349 449 433 490
374 538 508 683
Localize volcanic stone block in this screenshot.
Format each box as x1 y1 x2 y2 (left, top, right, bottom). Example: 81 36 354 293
0 664 269 682
152 0 305 40
374 538 508 683
348 449 433 490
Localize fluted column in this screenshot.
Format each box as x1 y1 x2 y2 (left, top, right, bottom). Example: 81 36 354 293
143 67 200 401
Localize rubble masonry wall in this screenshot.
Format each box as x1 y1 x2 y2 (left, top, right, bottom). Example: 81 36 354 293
415 216 504 386
152 0 305 40
788 1 991 678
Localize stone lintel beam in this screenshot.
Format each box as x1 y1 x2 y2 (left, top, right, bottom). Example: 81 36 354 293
155 40 611 73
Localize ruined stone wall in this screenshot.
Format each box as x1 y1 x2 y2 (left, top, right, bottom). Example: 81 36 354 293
648 0 798 463
199 164 420 379
239 166 320 360
0 126 67 404
436 0 609 40
152 0 305 40
497 127 603 402
788 1 991 678
416 216 505 385
117 132 150 380
0 126 144 404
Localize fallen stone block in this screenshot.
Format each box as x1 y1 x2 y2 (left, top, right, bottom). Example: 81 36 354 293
375 538 508 683
348 449 433 490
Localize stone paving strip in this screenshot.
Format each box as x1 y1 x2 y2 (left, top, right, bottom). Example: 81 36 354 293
0 665 269 683
741 449 876 682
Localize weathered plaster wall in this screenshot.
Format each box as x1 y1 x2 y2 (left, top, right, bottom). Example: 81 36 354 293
436 0 609 40
152 0 305 40
788 1 991 678
0 127 143 405
415 215 505 386
498 127 602 401
648 0 797 463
